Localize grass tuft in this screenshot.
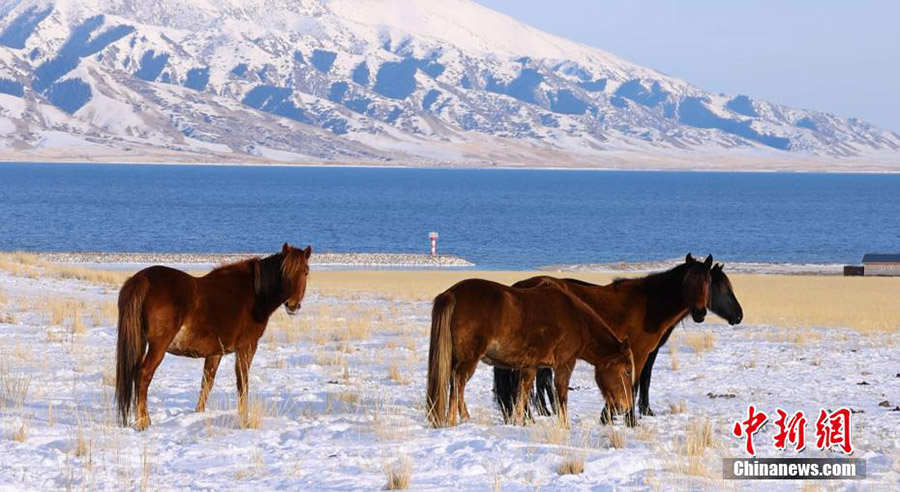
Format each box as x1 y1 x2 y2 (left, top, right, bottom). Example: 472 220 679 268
384 457 411 490
557 457 585 475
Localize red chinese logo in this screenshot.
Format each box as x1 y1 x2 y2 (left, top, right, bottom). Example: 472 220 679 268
733 406 853 455
732 405 769 455
773 408 807 452
815 408 853 454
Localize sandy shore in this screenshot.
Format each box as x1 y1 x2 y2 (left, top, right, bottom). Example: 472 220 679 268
308 270 900 333
2 252 897 332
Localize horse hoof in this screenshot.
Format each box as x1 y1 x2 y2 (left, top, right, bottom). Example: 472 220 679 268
639 406 655 417
134 418 151 431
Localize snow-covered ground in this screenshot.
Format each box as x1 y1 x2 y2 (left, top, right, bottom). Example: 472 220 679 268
0 268 898 489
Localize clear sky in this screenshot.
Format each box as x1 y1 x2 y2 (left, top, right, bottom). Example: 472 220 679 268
476 0 900 132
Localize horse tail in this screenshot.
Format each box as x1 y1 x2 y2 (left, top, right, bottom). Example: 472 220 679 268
492 367 520 423
116 274 149 427
426 291 455 427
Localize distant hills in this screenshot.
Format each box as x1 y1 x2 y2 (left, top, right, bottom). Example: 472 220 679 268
1 0 899 170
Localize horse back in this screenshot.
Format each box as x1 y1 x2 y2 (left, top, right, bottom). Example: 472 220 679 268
130 265 198 320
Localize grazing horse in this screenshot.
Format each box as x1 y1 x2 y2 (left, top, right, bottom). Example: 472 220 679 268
116 243 312 430
426 279 635 428
494 254 715 424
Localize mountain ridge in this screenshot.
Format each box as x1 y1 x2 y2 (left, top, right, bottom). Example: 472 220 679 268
1 0 899 170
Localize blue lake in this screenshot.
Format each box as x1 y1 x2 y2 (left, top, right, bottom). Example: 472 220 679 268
1 163 898 269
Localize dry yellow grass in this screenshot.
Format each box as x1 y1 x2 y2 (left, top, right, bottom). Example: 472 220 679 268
660 417 718 480
557 457 585 475
668 343 680 371
682 331 716 355
384 457 412 490
10 416 30 442
0 363 31 411
0 253 129 287
681 418 714 457
669 401 687 415
306 271 900 333
2 251 899 333
388 363 410 385
605 426 626 449
529 418 571 446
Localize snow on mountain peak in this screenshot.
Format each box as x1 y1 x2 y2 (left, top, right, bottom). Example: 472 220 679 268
0 0 898 168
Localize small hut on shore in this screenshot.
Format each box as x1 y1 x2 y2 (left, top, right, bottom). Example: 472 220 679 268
862 253 900 276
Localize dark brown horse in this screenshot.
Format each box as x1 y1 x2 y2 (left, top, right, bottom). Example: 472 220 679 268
426 279 635 428
495 254 714 424
495 259 742 422
116 243 311 430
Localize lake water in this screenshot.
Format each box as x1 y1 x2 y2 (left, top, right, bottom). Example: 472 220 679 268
1 163 898 269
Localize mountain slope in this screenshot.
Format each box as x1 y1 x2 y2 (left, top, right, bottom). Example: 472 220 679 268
1 0 898 169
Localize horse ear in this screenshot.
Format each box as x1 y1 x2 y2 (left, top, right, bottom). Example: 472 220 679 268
704 255 713 268
282 242 291 254
713 262 723 271
686 253 694 263
304 245 312 259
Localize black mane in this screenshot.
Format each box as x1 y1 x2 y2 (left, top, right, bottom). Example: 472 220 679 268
610 262 690 290
254 252 285 311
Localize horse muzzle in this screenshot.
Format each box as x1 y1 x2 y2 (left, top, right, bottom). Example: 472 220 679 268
285 302 301 315
691 308 707 323
729 312 743 325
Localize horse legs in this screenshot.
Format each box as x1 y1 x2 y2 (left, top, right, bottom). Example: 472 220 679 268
553 359 576 428
235 343 258 425
535 368 555 417
448 370 459 427
638 347 659 416
514 368 537 425
454 359 478 423
135 342 167 431
195 355 222 412
640 326 674 416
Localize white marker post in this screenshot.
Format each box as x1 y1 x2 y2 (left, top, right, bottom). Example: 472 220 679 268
429 232 439 257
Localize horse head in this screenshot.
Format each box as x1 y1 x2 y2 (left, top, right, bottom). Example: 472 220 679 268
683 253 713 322
595 336 635 415
280 243 311 315
710 263 743 325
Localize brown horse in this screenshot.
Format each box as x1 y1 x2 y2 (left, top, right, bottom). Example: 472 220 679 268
426 278 635 428
116 243 311 430
495 258 740 421
503 254 713 423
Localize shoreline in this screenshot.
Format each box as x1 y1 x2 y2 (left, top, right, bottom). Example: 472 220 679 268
539 259 848 276
30 251 476 269
2 160 900 174
18 251 861 275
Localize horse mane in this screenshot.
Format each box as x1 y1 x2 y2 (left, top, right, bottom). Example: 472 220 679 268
610 262 690 291
252 252 282 297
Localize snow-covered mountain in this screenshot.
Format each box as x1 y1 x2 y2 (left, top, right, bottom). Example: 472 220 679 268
1 0 899 169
